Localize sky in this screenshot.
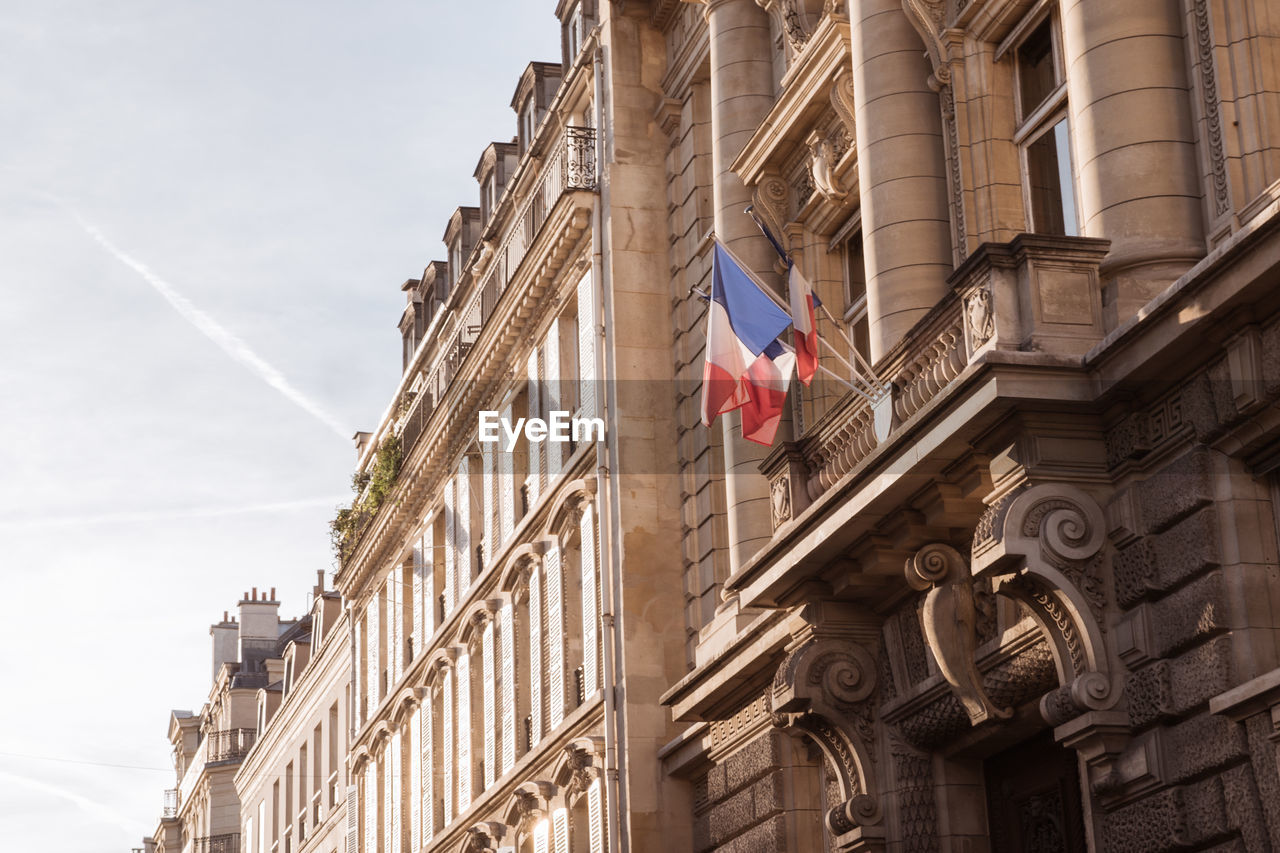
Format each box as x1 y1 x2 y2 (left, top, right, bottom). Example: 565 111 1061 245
0 2 561 849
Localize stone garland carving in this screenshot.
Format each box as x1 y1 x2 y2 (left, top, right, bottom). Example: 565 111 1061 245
1190 0 1231 218
904 543 1012 724
782 0 810 51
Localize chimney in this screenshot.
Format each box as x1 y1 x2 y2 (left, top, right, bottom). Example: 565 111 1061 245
237 588 281 666
210 610 238 681
353 431 373 461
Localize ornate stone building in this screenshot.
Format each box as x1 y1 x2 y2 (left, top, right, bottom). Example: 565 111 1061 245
140 0 1280 850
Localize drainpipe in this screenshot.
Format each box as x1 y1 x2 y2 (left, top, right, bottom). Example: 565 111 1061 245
591 35 628 853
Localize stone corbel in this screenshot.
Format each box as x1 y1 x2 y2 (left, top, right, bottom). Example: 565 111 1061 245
808 129 849 203
555 736 606 802
504 780 557 837
769 619 884 852
970 483 1129 788
905 543 1012 725
465 821 507 853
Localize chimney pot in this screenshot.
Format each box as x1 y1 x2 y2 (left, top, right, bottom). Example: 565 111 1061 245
252 586 258 601
270 587 276 601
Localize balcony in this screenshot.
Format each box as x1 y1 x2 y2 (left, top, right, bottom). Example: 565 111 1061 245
206 728 256 763
162 787 179 819
191 834 239 853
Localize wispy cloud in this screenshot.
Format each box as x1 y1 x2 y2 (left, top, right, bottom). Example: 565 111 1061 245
0 495 349 530
0 768 141 837
59 203 349 441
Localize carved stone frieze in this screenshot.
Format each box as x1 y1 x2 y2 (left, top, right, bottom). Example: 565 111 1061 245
465 821 507 853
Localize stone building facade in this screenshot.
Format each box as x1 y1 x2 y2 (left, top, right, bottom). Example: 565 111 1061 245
139 0 1280 851
234 573 353 853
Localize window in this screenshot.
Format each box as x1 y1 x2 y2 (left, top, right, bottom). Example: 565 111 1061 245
842 233 870 364
1013 15 1078 237
519 97 536 154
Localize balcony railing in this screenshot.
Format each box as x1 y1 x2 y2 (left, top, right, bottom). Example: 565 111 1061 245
206 728 256 762
191 834 239 853
162 787 179 818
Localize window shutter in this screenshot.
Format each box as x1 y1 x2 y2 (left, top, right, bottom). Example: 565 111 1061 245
444 477 457 618
528 567 543 747
363 766 376 853
389 731 401 853
456 456 472 596
482 442 496 570
456 651 471 813
499 602 516 774
580 503 598 697
527 348 542 507
544 322 562 480
409 709 420 853
388 575 400 687
353 620 363 730
552 807 570 853
533 820 550 853
245 817 253 853
545 543 565 728
499 405 516 543
577 270 596 421
413 538 426 657
367 599 380 709
422 526 435 640
344 781 358 852
420 703 433 842
587 778 605 853
442 670 454 826
482 619 497 790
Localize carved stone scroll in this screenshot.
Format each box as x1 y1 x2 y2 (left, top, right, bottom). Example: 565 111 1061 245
905 543 1012 725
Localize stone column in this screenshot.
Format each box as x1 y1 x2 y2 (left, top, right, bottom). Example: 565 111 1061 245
848 0 954 361
1059 0 1205 324
708 0 778 574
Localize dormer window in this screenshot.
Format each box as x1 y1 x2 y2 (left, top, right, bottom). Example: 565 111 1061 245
519 96 536 153
450 241 463 287
566 2 584 62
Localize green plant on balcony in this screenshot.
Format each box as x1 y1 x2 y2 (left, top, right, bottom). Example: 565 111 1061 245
329 434 402 564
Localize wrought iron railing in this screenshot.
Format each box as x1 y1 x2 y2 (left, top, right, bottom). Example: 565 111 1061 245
206 728 256 762
162 787 179 818
191 833 239 853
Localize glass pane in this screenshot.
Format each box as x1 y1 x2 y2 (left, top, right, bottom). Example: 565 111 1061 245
1027 118 1077 236
1017 20 1057 118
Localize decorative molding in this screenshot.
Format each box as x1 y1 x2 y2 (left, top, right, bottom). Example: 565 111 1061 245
465 821 507 853
1190 0 1231 219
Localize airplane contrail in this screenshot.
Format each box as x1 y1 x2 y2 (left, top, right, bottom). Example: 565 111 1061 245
66 207 349 441
0 495 350 530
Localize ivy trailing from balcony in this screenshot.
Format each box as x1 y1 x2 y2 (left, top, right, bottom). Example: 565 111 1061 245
329 433 403 564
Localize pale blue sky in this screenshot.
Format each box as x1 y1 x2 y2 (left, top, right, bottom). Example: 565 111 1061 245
0 2 561 849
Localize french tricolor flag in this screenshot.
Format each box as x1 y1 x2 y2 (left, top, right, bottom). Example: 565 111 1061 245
701 241 796 446
789 263 820 386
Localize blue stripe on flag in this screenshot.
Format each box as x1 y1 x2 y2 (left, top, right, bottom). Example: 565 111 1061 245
712 242 793 356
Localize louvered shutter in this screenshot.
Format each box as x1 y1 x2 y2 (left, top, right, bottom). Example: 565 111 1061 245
528 567 543 747
499 404 516 542
422 526 435 640
499 602 516 773
443 477 457 617
545 543 565 728
389 731 401 853
544 322 562 480
346 782 358 853
587 778 605 853
413 538 426 658
363 765 376 853
456 651 472 813
482 442 496 570
409 709 420 852
442 670 454 826
258 801 266 853
245 817 253 853
388 575 400 687
456 456 472 596
577 270 596 421
527 348 542 507
367 599 380 709
552 807 570 853
533 820 550 853
482 619 496 789
580 503 598 697
420 702 433 842
352 620 363 730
